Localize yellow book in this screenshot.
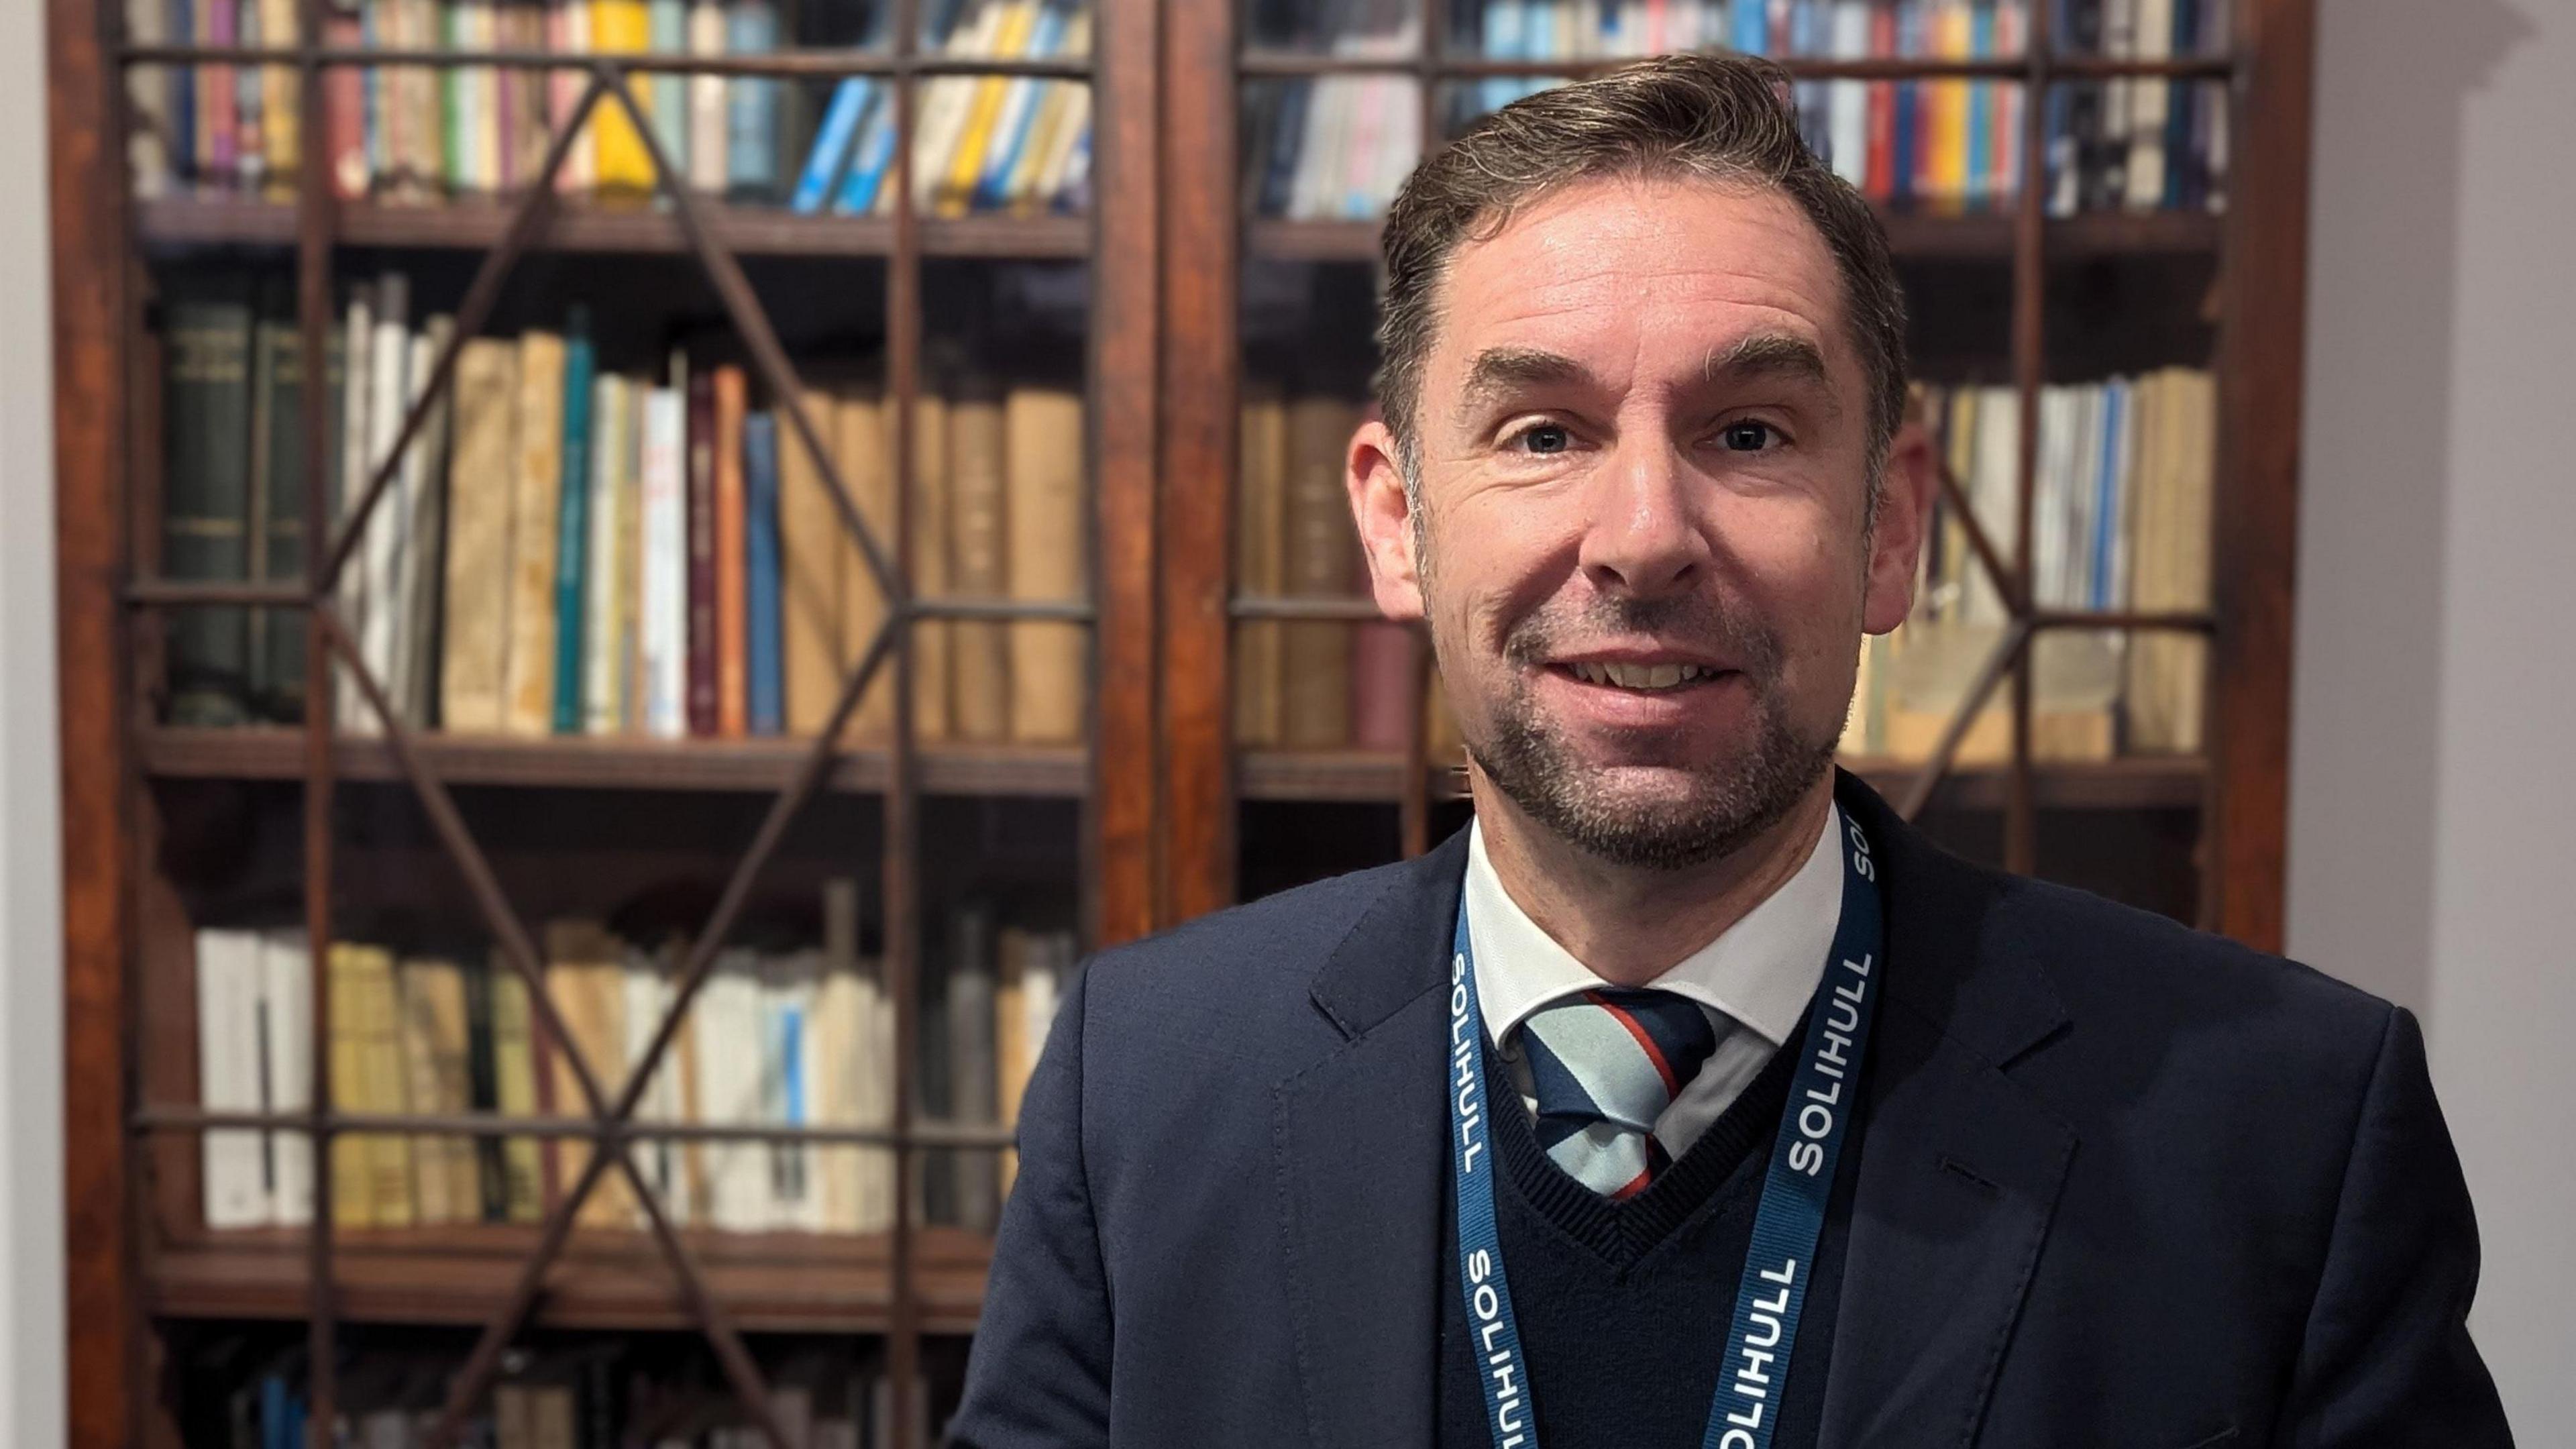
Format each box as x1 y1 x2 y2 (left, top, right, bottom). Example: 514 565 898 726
488 964 545 1225
780 386 845 737
1279 394 1360 749
1932 1 1974 213
339 944 416 1230
258 0 300 195
502 331 566 737
325 945 374 1229
909 390 955 741
1004 386 1085 743
543 922 638 1230
589 0 656 193
833 389 900 742
936 0 1042 217
1234 386 1289 746
441 339 520 733
396 957 477 1226
947 384 1012 741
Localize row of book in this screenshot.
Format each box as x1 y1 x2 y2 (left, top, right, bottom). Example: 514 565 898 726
1838 366 2215 761
159 268 1093 745
1243 0 2229 220
213 1342 930 1449
123 0 1097 217
191 898 1077 1236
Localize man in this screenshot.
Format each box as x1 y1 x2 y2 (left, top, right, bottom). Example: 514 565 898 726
951 54 2511 1448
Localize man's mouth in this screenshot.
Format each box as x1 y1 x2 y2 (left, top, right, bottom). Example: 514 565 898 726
1551 660 1733 693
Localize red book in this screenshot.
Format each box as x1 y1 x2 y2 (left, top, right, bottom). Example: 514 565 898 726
713 366 750 739
324 4 367 199
686 369 720 737
1350 621 1417 752
205 0 238 185
1865 6 1897 203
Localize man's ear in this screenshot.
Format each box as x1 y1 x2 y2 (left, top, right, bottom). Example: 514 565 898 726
1862 417 1938 636
1348 415 1426 623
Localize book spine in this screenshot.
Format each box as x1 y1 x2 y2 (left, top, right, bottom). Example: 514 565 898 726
197 930 270 1228
504 330 567 736
687 0 729 193
781 388 845 737
161 274 257 724
724 0 783 199
584 374 631 735
250 282 302 716
947 387 1010 741
552 310 596 733
713 365 750 736
649 0 693 178
790 77 872 215
490 967 546 1224
1002 386 1085 743
259 930 315 1226
639 386 689 739
685 369 720 736
745 411 786 736
440 339 519 733
833 83 900 214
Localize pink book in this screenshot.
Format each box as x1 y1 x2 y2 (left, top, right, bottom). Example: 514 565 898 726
1351 621 1417 753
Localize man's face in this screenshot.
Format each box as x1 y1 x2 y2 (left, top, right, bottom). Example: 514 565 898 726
1348 176 1925 868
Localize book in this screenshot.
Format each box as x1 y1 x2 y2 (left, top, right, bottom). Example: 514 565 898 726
685 368 720 735
713 364 751 737
945 908 1000 1233
724 0 784 199
333 286 373 731
197 928 272 1228
399 317 456 723
1350 621 1415 751
244 280 305 717
584 372 635 735
1233 385 1289 745
354 274 412 733
694 951 769 1231
791 78 875 215
591 0 658 191
647 0 693 180
160 270 258 724
836 388 900 740
394 956 476 1226
745 411 786 735
948 383 1011 741
686 0 731 194
260 930 316 1226
908 390 955 741
780 387 845 736
1004 386 1085 743
441 339 520 733
543 920 639 1229
623 947 688 1227
553 308 598 733
639 383 690 739
1279 395 1359 748
504 329 568 737
489 965 547 1224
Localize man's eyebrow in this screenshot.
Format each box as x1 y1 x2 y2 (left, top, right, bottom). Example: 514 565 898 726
1458 347 1594 412
1701 333 1833 390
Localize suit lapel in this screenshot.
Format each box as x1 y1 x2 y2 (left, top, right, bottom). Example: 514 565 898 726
1273 833 1468 1449
1821 779 2078 1448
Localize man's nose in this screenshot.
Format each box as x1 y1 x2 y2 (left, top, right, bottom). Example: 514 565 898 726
1575 436 1711 599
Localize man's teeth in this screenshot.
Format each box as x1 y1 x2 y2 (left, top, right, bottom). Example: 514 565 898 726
1566 661 1715 690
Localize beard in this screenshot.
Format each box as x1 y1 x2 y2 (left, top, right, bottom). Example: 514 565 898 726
1460 590 1839 871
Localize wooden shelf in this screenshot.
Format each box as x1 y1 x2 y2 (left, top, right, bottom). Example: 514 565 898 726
136 194 1092 260
139 726 1090 798
1239 749 2205 810
1248 207 2222 264
146 1224 992 1335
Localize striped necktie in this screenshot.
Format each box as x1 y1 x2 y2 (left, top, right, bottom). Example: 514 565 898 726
1512 988 1725 1200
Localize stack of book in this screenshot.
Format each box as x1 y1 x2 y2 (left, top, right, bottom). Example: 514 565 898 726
158 266 1093 745
1240 0 2229 221
121 0 1097 217
212 1340 924 1449
1837 366 2216 761
191 888 1077 1235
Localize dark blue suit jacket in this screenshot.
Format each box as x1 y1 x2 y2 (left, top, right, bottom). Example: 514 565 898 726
951 775 2512 1447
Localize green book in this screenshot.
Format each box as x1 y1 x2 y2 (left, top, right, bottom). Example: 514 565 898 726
160 270 258 724
249 276 322 720
551 306 596 734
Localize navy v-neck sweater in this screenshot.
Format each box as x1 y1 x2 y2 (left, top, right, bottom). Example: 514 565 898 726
1436 1002 1862 1448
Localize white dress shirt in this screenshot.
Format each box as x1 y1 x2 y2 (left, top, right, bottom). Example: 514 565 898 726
1461 802 1845 1160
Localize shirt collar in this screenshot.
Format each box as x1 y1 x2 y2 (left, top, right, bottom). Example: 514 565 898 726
1461 802 1844 1049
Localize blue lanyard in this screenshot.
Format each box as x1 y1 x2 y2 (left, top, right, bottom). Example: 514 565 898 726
1446 810 1886 1449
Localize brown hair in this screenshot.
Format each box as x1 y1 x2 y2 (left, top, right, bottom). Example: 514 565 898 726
1373 52 1909 481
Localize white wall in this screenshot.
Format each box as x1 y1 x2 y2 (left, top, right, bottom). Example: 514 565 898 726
0 1 65 1444
2290 0 2576 1433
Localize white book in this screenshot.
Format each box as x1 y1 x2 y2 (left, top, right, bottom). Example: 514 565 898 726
335 291 374 734
621 947 684 1226
909 0 1010 211
695 954 769 1231
1827 3 1871 188
765 952 826 1234
687 0 730 194
637 385 689 739
1030 80 1092 209
260 929 316 1227
2125 0 2174 211
197 930 272 1229
358 276 413 733
584 374 631 735
1965 386 2021 628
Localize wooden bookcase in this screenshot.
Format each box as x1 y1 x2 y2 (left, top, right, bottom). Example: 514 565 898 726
48 0 2315 1444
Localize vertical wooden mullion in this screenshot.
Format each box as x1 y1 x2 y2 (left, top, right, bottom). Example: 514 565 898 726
885 0 924 1435
1093 0 1160 942
294 3 342 1442
1159 0 1237 923
2003 3 2053 875
2206 0 2311 951
52 0 136 1438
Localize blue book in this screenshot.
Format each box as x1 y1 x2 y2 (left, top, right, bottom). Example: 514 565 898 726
744 411 784 736
2090 380 2127 608
1262 82 1311 219
778 994 808 1199
1733 0 1772 55
1967 1 1995 211
166 0 194 185
1481 0 1525 115
649 0 692 182
726 0 783 198
833 83 901 215
1892 3 1923 208
552 307 596 735
258 1375 289 1449
791 78 875 214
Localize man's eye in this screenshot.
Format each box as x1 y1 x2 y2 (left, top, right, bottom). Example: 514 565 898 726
1719 421 1778 452
1513 424 1572 455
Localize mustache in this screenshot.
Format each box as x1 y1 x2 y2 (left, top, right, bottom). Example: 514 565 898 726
1501 592 1784 674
